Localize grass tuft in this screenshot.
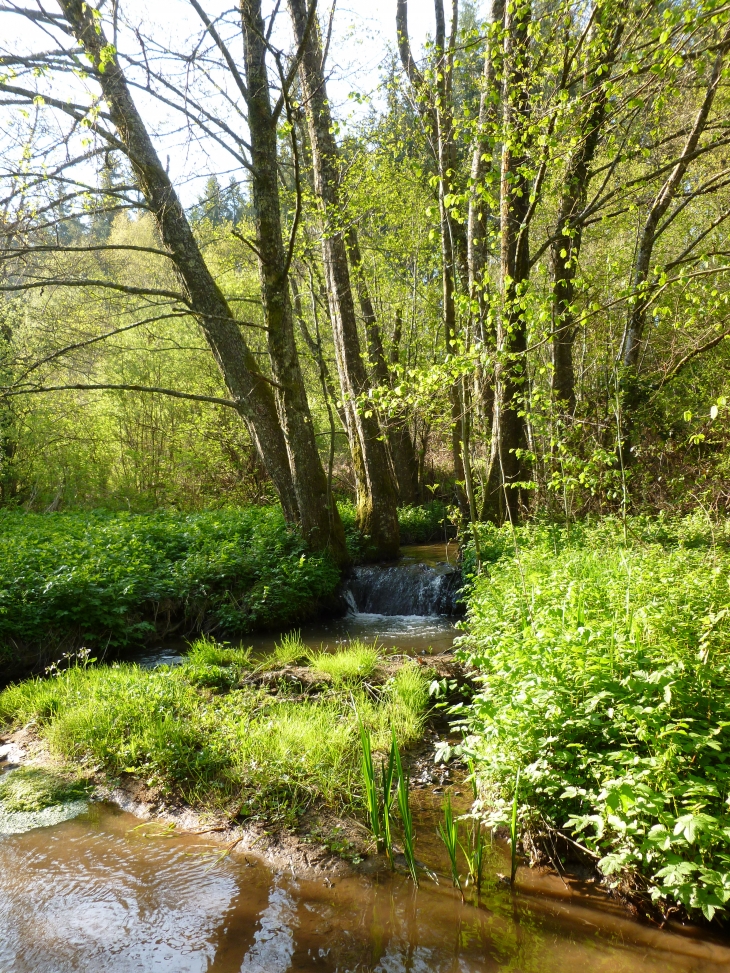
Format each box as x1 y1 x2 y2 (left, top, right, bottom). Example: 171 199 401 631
0 645 431 824
307 641 380 682
262 630 309 669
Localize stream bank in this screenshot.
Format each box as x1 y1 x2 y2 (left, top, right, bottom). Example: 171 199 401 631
3 540 730 969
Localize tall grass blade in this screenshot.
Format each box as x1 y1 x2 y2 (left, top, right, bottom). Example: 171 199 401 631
510 766 521 886
359 721 382 850
381 736 397 867
437 794 462 900
460 821 485 894
467 757 478 801
392 727 418 885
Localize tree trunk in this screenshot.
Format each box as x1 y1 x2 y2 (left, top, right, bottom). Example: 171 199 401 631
483 0 532 523
346 228 419 503
466 0 503 339
550 17 624 413
618 32 729 454
288 0 400 558
466 0 504 493
56 0 299 524
397 0 467 514
240 0 348 563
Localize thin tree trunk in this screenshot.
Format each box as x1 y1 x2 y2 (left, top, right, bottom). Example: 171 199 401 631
620 34 729 372
437 0 467 514
240 0 347 562
483 0 532 523
291 274 346 430
290 275 342 520
57 0 299 524
550 17 624 413
617 30 729 456
288 0 400 558
396 0 467 514
346 229 419 503
467 0 504 438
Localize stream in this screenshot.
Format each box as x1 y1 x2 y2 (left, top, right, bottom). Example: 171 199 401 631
2 544 730 971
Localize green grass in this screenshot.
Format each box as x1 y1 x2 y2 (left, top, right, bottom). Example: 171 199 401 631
0 507 340 675
307 641 380 682
456 514 730 920
260 630 310 670
0 647 431 822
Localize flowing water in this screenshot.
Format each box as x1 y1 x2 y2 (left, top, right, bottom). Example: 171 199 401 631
2 544 730 971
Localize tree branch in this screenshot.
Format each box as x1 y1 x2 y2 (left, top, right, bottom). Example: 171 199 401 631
1 382 239 408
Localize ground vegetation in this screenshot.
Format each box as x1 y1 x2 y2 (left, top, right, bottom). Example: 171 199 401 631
0 638 431 822
452 515 730 920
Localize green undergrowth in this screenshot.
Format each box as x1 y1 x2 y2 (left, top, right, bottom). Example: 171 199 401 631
454 514 730 921
0 766 91 813
0 507 340 671
0 638 431 822
257 632 379 682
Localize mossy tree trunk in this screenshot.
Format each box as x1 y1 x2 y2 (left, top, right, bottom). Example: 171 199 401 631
240 0 348 563
288 0 400 558
56 0 300 525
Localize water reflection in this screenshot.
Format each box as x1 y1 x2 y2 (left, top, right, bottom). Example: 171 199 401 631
2 801 729 972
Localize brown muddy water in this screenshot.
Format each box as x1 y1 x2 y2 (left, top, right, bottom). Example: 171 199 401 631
2 543 730 971
2 793 730 972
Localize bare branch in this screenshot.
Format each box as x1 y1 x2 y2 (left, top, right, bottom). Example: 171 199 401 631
2 382 240 408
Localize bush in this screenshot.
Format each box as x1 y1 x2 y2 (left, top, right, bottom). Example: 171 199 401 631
455 516 730 921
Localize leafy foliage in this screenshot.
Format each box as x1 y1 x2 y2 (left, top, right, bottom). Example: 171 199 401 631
0 507 340 662
456 516 730 920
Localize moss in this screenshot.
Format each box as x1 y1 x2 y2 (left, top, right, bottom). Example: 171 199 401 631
0 767 91 813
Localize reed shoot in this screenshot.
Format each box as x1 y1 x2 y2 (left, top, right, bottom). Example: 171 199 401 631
437 794 462 899
461 821 485 894
393 728 418 885
381 736 397 867
358 721 382 850
510 767 520 886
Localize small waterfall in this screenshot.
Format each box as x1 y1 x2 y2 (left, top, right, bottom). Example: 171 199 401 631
345 562 462 617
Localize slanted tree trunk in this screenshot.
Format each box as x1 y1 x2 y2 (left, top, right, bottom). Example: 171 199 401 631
483 0 532 523
550 16 624 414
288 0 400 558
618 31 729 452
240 0 347 563
346 229 419 503
56 0 299 524
620 35 729 373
